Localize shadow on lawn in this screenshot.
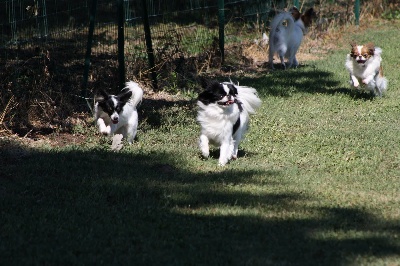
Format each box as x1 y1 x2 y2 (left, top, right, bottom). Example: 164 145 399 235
1 141 399 265
237 67 376 100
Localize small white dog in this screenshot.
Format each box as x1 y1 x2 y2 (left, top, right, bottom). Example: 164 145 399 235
269 6 316 69
94 81 143 143
345 42 388 96
197 81 262 166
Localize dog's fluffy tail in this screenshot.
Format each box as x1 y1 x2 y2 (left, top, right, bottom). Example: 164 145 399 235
270 11 295 35
376 75 388 96
226 82 262 115
125 81 144 107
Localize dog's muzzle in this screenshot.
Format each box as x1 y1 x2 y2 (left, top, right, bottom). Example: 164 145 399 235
218 100 235 106
111 116 119 124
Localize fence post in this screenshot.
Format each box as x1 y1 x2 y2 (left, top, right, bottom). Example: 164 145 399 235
82 0 98 98
141 0 158 90
39 0 48 38
218 0 224 64
117 0 125 90
354 0 360 26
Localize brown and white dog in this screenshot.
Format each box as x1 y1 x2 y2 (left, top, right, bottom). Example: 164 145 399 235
345 42 388 96
268 6 316 69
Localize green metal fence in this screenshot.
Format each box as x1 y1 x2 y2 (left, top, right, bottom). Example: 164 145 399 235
1 0 287 90
0 0 298 129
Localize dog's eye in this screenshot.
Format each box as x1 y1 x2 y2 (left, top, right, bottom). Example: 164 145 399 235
363 54 369 57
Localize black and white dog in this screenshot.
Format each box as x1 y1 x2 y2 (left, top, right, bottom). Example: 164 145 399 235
94 81 143 143
197 81 262 166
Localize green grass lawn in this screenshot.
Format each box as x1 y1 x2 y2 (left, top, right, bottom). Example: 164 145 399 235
1 22 400 265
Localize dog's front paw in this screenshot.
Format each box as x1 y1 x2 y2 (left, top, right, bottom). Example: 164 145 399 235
99 128 111 135
353 80 360 88
218 158 229 166
201 151 209 158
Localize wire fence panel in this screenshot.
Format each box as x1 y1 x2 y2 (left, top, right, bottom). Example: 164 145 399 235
0 0 287 131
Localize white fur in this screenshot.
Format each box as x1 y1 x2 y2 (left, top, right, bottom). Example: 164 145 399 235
197 82 262 166
345 47 388 96
269 11 306 69
94 81 143 143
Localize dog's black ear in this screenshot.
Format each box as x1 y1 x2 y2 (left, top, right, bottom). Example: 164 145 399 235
305 7 316 16
208 81 222 91
198 89 214 105
95 90 109 103
199 76 211 89
290 6 301 20
118 90 132 103
227 84 238 95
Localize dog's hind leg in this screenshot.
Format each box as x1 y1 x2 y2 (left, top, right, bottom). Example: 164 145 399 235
375 75 388 97
232 133 242 160
126 127 137 144
286 53 295 69
278 52 286 69
269 47 275 69
293 56 299 68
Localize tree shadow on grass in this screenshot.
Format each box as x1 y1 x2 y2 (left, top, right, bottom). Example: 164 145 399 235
138 98 197 130
1 140 399 265
236 67 376 101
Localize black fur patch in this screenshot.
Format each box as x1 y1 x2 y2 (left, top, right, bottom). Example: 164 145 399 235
198 82 229 105
96 90 132 116
233 117 240 135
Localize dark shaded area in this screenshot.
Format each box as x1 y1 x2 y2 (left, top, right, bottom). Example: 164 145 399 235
1 140 399 265
237 66 377 100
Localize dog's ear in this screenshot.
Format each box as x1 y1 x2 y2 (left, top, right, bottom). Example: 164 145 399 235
198 81 220 104
290 6 301 20
95 90 109 103
209 81 222 90
227 84 238 95
117 90 133 103
366 42 375 54
198 76 211 89
304 7 316 17
198 89 214 105
350 41 357 48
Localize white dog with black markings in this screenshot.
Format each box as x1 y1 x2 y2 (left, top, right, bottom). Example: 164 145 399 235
94 81 143 143
197 81 262 166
